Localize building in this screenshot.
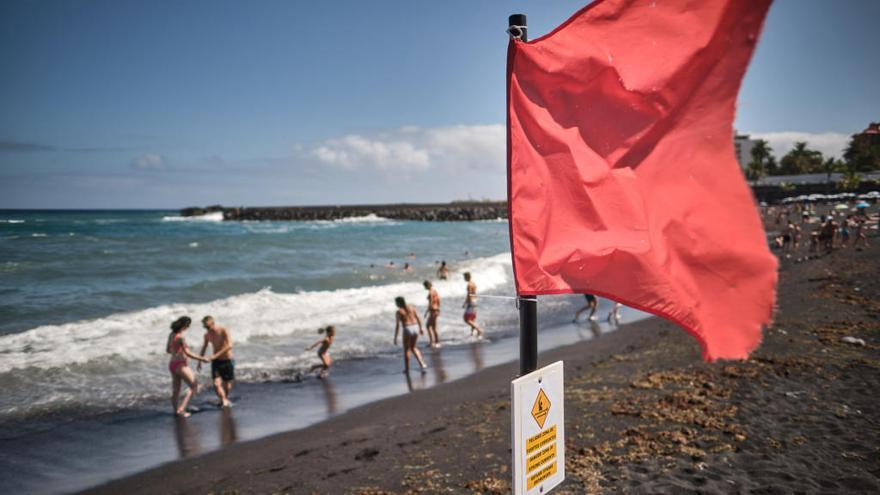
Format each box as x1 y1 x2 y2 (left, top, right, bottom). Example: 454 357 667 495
855 122 880 146
733 132 759 171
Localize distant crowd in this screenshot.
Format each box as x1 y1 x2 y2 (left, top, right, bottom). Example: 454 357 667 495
765 201 875 258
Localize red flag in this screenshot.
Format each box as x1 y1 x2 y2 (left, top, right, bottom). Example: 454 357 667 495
507 0 777 361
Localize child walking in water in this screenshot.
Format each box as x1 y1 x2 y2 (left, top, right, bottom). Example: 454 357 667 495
306 325 335 378
394 296 428 373
166 316 210 417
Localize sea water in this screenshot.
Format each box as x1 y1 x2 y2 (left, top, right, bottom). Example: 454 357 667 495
0 210 638 493
0 210 528 420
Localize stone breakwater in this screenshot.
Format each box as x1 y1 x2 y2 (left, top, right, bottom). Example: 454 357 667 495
180 202 508 222
181 180 879 222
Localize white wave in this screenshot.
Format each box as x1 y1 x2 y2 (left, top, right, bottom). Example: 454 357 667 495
332 213 392 223
188 242 199 248
31 233 47 238
0 252 514 417
162 211 224 222
309 213 398 226
0 253 512 372
0 219 25 224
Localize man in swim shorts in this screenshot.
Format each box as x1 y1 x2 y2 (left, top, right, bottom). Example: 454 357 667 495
462 272 484 338
423 280 441 347
197 316 235 408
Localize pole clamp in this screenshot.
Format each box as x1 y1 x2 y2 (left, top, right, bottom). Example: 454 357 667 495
506 25 526 40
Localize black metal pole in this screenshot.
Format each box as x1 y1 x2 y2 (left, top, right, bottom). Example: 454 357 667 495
519 295 537 375
509 13 537 376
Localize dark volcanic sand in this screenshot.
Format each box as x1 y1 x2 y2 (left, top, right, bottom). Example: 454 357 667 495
85 242 880 494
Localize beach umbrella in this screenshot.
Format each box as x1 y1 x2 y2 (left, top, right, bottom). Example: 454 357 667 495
856 201 870 209
834 204 849 210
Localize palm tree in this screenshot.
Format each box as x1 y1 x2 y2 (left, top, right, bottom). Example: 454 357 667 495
747 139 775 181
779 142 823 175
821 157 842 182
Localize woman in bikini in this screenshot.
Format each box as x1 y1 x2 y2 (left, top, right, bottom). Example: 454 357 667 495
306 325 336 377
394 296 427 373
167 316 210 417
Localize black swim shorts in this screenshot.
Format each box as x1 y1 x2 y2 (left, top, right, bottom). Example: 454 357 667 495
211 359 235 381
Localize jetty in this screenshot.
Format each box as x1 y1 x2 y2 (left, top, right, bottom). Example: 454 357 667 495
181 178 879 222
180 201 508 222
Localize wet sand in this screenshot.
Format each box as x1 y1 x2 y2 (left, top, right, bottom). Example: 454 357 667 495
1 308 636 495
85 240 879 493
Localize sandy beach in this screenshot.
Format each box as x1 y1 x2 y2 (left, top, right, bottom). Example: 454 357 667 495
83 236 879 494
3 1 879 493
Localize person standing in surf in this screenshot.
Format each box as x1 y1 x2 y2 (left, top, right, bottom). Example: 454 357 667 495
197 316 235 408
437 260 449 280
306 325 335 377
462 272 484 338
573 293 598 322
423 280 441 347
607 302 622 323
394 296 427 373
167 316 209 417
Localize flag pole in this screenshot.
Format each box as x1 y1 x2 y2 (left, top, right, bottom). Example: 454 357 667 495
508 13 538 376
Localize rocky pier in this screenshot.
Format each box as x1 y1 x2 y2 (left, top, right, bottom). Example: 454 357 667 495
180 201 508 222
180 179 879 222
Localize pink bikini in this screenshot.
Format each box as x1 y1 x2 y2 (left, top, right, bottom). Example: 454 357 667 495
168 335 187 375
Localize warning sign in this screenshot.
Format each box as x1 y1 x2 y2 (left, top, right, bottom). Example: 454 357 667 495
511 361 564 495
531 388 550 428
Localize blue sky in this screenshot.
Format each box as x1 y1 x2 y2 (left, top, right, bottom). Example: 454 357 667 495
1 0 877 209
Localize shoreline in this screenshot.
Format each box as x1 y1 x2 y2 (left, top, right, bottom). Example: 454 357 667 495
84 311 672 495
1 299 643 495
83 241 879 494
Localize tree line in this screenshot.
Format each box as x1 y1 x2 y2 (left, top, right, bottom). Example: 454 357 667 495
746 131 880 188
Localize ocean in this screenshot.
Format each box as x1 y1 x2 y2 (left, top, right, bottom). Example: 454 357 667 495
0 210 640 494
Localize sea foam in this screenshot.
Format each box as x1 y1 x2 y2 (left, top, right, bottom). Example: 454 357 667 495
0 253 513 418
162 211 224 222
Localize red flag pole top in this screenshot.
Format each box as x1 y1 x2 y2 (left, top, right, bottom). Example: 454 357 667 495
506 0 777 361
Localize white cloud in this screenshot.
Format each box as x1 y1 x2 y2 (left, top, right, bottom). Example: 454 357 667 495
310 124 505 172
747 131 851 159
130 153 166 171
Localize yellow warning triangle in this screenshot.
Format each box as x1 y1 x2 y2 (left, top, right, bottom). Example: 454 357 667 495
531 388 550 429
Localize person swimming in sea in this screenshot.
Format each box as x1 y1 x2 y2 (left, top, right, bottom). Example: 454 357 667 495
166 316 210 417
394 296 427 373
306 325 336 378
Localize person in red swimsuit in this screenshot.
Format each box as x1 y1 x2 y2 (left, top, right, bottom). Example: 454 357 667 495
166 316 210 417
